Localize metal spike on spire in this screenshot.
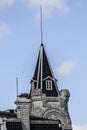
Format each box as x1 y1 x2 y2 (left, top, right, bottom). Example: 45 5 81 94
40 5 43 44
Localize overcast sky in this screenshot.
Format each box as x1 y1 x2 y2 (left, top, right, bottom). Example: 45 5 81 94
0 0 87 130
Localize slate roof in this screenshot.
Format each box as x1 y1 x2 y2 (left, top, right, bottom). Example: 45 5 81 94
0 110 17 118
31 44 59 96
33 44 53 81
0 110 23 130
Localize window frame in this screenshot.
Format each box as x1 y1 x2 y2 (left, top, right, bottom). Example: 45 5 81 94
46 80 52 90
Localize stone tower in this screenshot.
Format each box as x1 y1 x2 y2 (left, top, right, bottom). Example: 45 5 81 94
15 44 72 130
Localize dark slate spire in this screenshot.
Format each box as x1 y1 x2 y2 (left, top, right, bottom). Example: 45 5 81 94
31 44 59 97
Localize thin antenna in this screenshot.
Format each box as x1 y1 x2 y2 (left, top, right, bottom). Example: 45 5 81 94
16 77 18 99
40 5 43 44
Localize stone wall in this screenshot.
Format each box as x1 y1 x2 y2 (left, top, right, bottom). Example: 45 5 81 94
30 89 72 130
15 94 31 130
0 117 6 130
15 89 72 130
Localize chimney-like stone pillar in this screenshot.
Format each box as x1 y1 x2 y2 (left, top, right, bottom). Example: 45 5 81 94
0 118 6 130
15 93 31 130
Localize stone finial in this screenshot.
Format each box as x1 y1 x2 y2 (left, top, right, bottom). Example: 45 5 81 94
59 89 70 102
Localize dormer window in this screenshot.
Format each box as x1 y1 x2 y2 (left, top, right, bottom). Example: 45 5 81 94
46 80 52 90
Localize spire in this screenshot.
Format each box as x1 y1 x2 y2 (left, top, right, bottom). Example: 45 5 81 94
31 45 59 97
40 5 43 44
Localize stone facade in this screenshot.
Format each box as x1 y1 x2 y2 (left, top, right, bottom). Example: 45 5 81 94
15 94 31 130
0 117 6 130
30 89 72 130
15 88 72 130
